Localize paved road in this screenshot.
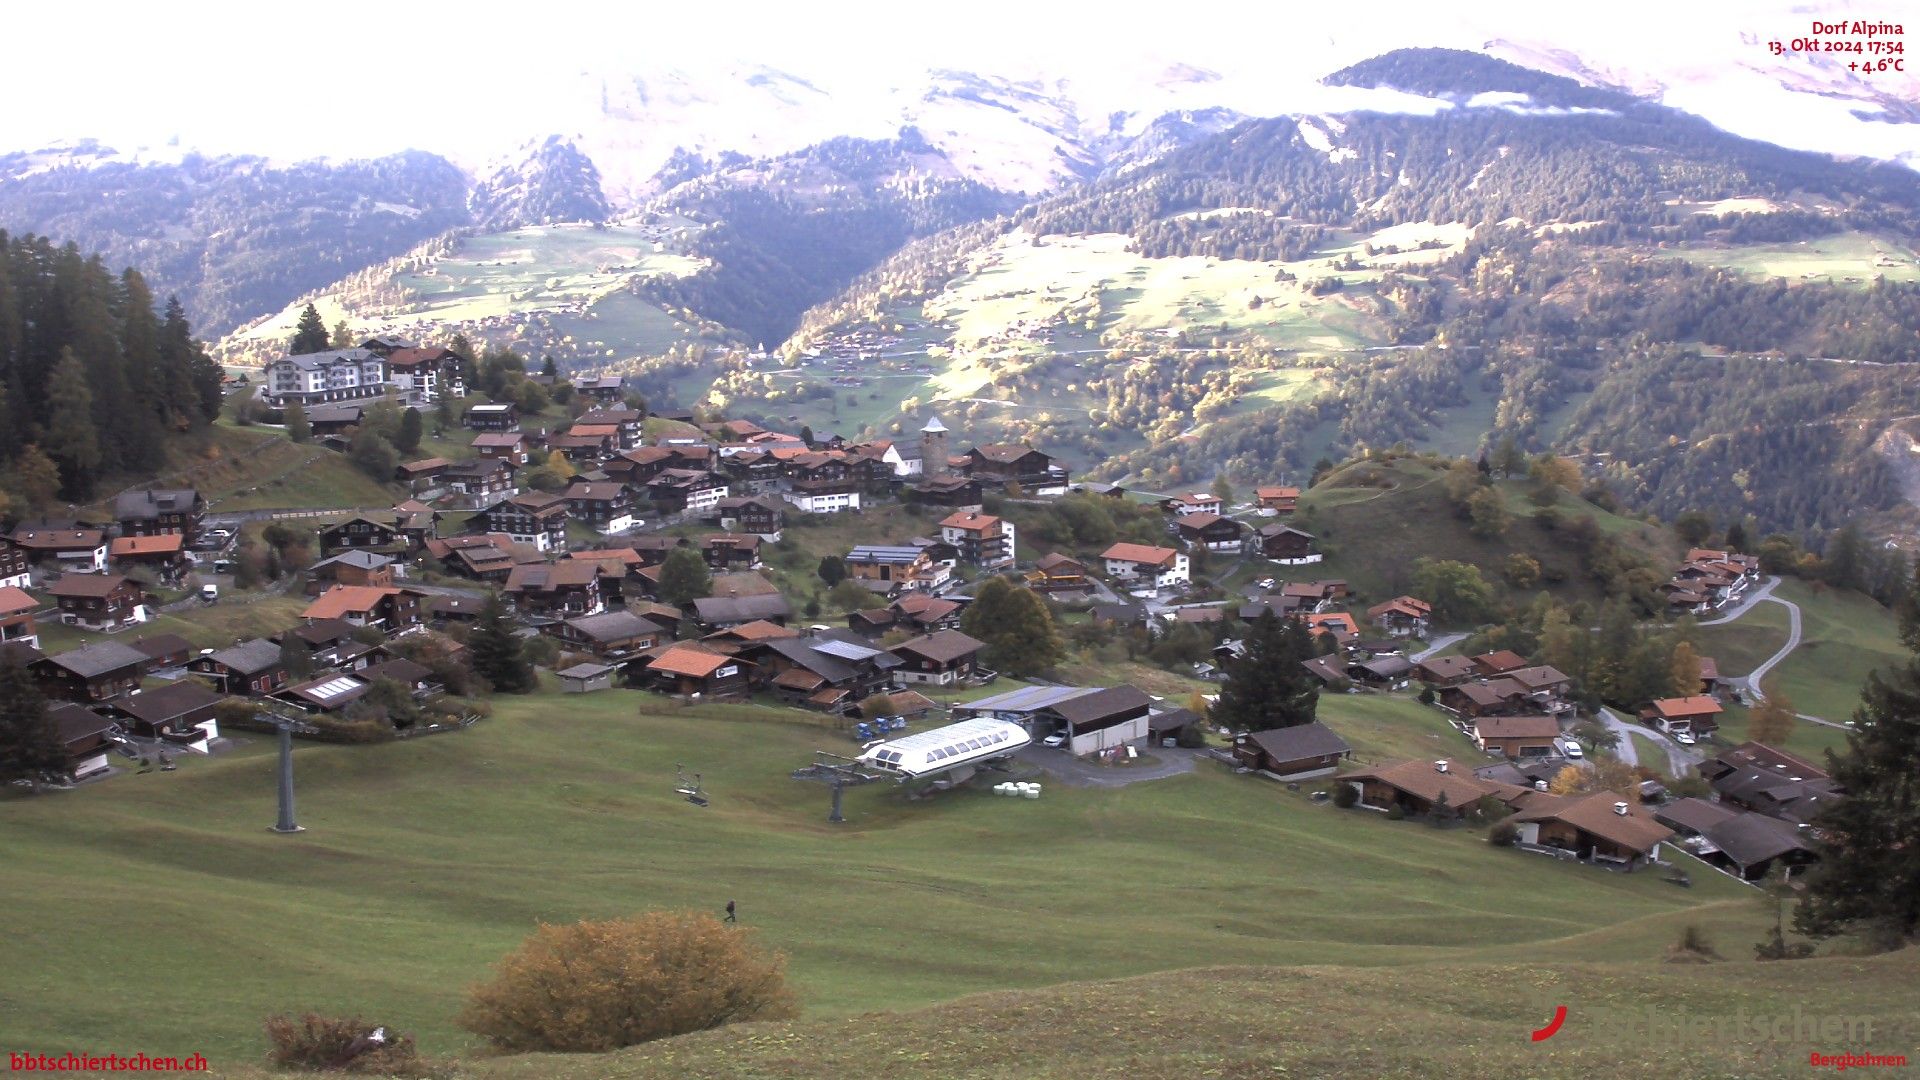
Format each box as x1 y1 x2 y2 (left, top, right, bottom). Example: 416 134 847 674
1597 707 1705 776
1698 576 1780 626
1720 589 1850 729
1411 633 1466 662
1015 745 1201 788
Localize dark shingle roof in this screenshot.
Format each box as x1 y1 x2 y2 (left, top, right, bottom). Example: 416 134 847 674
1243 721 1352 763
42 641 149 679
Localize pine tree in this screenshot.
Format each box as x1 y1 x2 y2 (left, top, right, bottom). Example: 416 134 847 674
1724 519 1750 554
540 355 557 378
0 658 67 791
398 408 424 454
290 303 330 354
44 348 100 499
279 634 314 682
469 594 536 693
958 577 1064 678
1212 613 1319 732
658 548 713 607
349 430 398 481
283 400 310 443
331 319 354 349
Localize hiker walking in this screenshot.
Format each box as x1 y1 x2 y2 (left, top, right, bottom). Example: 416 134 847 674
724 899 737 924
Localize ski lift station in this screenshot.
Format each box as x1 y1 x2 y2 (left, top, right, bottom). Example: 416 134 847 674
856 717 1029 780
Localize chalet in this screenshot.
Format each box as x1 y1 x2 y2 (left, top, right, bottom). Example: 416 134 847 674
1341 758 1533 818
306 551 397 594
1255 524 1320 564
272 673 375 714
564 482 636 534
1101 543 1189 589
189 638 290 695
304 402 367 437
472 492 570 553
1509 791 1674 869
114 487 205 543
426 594 487 624
1347 654 1415 688
278 618 367 666
1470 651 1529 677
846 545 948 593
1174 512 1247 553
1233 722 1352 777
391 501 441 550
1697 656 1721 696
1699 743 1842 825
383 345 463 405
1024 552 1091 594
720 450 785 494
317 516 404 556
1438 677 1532 718
546 609 664 659
1300 653 1348 686
711 497 786 540
128 633 192 671
888 629 986 686
107 535 188 579
700 534 762 572
905 475 985 511
1472 714 1562 759
0 538 29 588
9 527 108 573
48 703 117 780
266 348 387 405
576 407 645 450
424 534 523 582
1641 695 1723 735
689 591 792 631
358 657 441 701
757 633 901 711
1366 596 1433 637
960 445 1068 495
639 643 752 698
0 586 42 649
848 593 962 638
1161 491 1222 517
46 573 148 631
301 585 425 633
1417 655 1482 687
548 426 619 463
1255 486 1300 514
1686 548 1762 578
463 402 520 431
647 469 729 515
33 642 148 703
1696 810 1818 881
393 458 452 496
1661 581 1713 616
505 562 604 618
605 445 676 486
573 374 627 402
939 511 1016 569
1504 665 1573 709
557 662 617 693
1304 611 1360 647
783 470 862 513
471 432 533 465
102 680 223 746
441 458 518 506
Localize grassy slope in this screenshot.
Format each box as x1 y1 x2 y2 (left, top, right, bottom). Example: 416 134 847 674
1770 579 1907 724
1297 457 1681 616
457 952 1920 1080
83 423 396 519
0 681 1773 1068
1693 600 1792 679
1660 229 1920 286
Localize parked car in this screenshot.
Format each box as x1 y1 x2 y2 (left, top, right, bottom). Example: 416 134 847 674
1042 733 1067 749
1673 731 1697 746
1561 739 1584 759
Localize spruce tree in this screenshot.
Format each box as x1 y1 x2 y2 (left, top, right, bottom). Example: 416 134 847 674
398 408 424 454
469 594 536 693
1793 656 1920 946
0 658 67 791
290 303 330 354
44 348 101 499
816 555 846 586
1213 613 1320 732
658 547 713 607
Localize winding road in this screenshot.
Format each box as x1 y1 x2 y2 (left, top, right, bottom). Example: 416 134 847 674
1596 707 1704 776
1718 582 1852 730
1411 633 1467 662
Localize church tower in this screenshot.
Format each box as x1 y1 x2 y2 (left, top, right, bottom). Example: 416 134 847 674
921 415 950 479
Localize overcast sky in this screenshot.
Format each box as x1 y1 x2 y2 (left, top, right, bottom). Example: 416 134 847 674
4 0 1905 160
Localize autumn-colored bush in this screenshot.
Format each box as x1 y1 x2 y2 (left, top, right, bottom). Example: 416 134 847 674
263 1013 430 1075
458 910 799 1052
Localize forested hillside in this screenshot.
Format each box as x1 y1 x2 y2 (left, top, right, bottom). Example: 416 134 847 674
0 147 471 336
0 232 225 506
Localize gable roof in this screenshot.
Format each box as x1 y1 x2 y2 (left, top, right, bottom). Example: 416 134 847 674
1472 650 1529 673
203 637 283 674
648 643 737 678
303 585 408 620
691 593 791 624
1102 542 1179 566
561 610 660 643
46 574 136 598
113 488 201 520
890 629 985 664
1343 758 1525 808
107 680 223 724
1701 811 1812 867
40 641 149 678
506 562 602 592
1474 714 1561 740
1511 791 1674 854
0 585 40 617
1243 721 1351 763
1051 684 1155 727
1645 695 1723 719
128 633 192 661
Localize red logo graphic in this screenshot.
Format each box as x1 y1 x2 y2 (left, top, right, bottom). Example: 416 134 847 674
1532 1005 1568 1042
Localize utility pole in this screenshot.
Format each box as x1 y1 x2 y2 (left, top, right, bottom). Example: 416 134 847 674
268 714 316 834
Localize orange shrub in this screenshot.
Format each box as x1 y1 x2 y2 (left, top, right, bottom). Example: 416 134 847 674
458 910 798 1052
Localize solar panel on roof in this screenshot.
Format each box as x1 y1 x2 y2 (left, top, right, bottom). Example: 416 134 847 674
813 639 882 661
307 677 362 701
